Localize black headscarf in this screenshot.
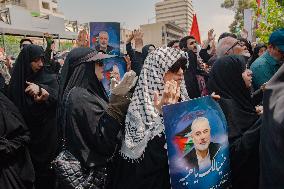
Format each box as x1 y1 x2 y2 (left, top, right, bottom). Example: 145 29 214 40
8 44 57 118
260 64 284 188
8 44 59 167
58 48 111 168
208 55 256 113
208 55 260 189
58 47 108 104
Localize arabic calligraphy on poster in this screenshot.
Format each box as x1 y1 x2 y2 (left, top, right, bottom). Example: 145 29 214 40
163 96 231 189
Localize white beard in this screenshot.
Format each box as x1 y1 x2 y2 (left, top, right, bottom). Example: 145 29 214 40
194 141 210 151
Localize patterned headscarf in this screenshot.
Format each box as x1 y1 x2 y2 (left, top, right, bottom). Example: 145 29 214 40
121 47 189 160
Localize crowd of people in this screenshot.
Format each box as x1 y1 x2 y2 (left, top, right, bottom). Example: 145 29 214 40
0 26 283 189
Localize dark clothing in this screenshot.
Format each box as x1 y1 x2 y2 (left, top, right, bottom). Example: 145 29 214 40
199 45 212 63
126 43 155 76
95 45 114 54
58 48 129 188
0 91 35 189
126 42 143 76
183 142 221 171
108 135 171 189
184 50 200 98
0 74 5 93
8 45 59 189
260 64 284 189
208 55 261 189
208 55 255 112
218 98 260 189
44 38 60 74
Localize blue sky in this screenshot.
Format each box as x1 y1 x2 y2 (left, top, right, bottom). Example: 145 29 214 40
58 0 234 41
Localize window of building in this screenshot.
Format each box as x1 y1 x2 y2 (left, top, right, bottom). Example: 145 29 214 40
42 2 50 10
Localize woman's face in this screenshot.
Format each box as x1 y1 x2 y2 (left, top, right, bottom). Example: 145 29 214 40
258 47 267 57
31 57 43 73
164 67 184 85
242 68 253 88
95 62 104 81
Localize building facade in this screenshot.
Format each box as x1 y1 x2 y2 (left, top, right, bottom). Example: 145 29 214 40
155 0 194 31
0 0 63 17
140 21 185 48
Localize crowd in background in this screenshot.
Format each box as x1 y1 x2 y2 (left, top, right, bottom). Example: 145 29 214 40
0 26 284 189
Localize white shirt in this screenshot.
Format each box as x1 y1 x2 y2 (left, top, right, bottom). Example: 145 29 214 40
196 150 211 171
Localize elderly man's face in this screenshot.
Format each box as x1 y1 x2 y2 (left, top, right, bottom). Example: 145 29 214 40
191 121 211 151
226 38 250 57
99 33 109 48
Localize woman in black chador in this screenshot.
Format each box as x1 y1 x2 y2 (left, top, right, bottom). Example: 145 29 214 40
57 48 137 188
8 45 59 189
0 91 35 189
207 55 261 189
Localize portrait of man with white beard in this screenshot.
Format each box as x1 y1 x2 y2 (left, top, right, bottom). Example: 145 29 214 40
183 117 221 172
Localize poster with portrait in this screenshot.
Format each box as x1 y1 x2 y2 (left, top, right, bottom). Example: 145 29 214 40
102 56 127 95
89 22 120 55
163 96 230 189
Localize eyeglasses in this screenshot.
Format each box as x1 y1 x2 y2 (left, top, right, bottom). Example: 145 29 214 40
225 41 245 55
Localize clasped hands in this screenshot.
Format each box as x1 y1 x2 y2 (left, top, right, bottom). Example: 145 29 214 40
25 81 49 103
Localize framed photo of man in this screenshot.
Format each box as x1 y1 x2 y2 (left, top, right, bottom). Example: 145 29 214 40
90 22 120 55
163 96 230 189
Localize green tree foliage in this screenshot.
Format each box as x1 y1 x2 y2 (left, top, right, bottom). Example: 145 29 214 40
255 0 284 43
59 41 74 52
221 0 256 33
0 35 22 57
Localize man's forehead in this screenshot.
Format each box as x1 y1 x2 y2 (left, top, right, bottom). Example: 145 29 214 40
192 122 210 132
99 33 108 37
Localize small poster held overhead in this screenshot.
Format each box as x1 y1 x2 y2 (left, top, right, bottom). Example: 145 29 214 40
163 96 230 189
101 56 127 95
90 22 120 55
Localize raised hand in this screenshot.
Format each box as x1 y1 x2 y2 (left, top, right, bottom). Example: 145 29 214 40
154 80 180 114
133 29 144 40
208 29 216 42
111 70 138 96
126 32 134 44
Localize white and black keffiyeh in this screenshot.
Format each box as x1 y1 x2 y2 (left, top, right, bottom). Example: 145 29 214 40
120 47 189 160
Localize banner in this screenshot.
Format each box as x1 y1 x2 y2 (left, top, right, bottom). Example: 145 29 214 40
163 96 230 189
90 22 120 55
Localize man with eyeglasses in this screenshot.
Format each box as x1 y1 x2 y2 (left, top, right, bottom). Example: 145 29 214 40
216 36 251 58
250 28 284 90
